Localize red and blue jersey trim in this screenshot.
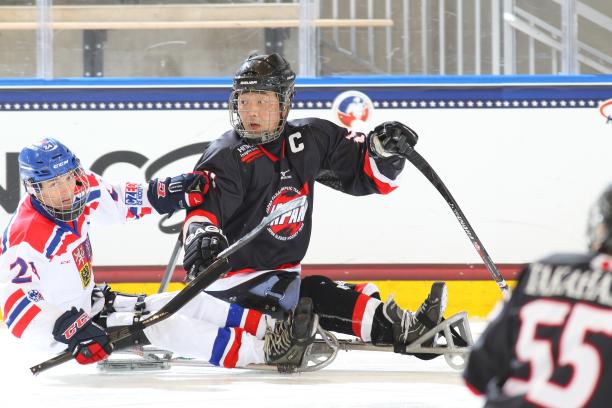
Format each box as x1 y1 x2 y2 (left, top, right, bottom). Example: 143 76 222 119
86 173 100 188
5 197 90 260
127 206 152 219
3 288 42 338
87 189 101 203
6 198 58 257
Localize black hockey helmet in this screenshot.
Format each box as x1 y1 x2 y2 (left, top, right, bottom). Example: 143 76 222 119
587 184 612 254
229 53 296 145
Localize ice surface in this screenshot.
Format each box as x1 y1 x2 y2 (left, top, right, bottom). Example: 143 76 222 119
0 322 486 408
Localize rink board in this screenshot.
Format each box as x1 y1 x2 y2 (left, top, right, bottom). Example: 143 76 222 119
0 76 611 295
105 279 516 318
0 280 507 322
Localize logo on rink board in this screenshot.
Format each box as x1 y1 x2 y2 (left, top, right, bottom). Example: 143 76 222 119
266 186 308 241
331 90 374 131
600 99 612 125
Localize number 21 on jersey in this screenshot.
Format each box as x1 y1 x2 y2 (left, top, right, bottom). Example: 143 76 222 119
10 257 40 284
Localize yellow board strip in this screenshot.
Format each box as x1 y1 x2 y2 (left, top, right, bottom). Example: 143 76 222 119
366 280 516 318
0 280 515 322
109 280 516 318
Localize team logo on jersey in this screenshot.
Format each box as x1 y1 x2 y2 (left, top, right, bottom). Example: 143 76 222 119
27 290 44 302
331 90 374 131
599 99 612 124
157 180 166 198
72 238 92 288
124 182 143 205
238 144 264 163
266 186 309 241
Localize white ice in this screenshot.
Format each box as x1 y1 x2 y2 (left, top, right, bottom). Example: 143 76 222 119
0 322 486 408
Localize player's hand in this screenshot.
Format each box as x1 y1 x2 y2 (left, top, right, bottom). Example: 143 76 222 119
147 171 210 214
183 222 229 282
368 121 418 158
52 307 113 365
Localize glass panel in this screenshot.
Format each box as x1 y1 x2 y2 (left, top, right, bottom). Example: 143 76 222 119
0 1 36 77
0 0 610 78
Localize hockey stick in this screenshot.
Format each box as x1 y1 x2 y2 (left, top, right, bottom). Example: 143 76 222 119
158 235 182 293
401 148 509 295
30 195 308 375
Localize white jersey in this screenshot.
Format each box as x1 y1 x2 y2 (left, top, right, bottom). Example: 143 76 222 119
1 171 267 368
0 171 152 353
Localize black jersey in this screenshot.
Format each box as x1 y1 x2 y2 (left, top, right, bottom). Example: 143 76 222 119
464 252 612 408
185 117 404 273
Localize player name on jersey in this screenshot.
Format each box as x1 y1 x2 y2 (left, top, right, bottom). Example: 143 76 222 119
524 262 612 306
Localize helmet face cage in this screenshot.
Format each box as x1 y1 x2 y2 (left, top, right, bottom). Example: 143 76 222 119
229 53 296 145
587 186 612 254
229 88 293 145
26 166 90 222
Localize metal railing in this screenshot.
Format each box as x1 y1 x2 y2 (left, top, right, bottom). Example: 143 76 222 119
323 0 611 75
0 0 609 78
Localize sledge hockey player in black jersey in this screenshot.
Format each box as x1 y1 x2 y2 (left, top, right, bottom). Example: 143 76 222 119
148 53 450 360
463 185 612 407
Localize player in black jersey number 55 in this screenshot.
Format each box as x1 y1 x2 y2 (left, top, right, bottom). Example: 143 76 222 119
463 185 612 408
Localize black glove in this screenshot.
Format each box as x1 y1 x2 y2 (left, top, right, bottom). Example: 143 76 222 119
147 171 210 215
368 121 418 159
183 222 229 282
52 307 113 365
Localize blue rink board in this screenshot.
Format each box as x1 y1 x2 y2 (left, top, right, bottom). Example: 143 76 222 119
0 75 610 111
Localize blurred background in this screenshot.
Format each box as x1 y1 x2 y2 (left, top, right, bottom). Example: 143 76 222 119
0 0 610 79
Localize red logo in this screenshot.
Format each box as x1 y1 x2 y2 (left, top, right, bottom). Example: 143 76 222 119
72 240 92 288
266 186 309 241
187 193 202 206
157 180 166 198
125 182 139 193
599 99 612 124
331 90 374 131
63 312 90 340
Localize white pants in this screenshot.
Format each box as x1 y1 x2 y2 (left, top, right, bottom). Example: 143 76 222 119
106 291 270 368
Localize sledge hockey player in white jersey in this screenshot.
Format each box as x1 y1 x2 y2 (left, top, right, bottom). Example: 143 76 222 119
0 138 316 370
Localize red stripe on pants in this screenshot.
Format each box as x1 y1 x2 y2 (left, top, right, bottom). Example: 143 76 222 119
223 328 244 368
244 310 262 336
351 294 370 338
